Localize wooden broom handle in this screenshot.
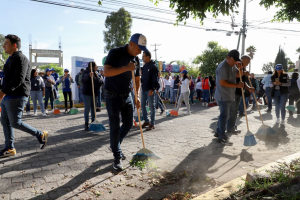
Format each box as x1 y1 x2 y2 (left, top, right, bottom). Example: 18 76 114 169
156 91 167 111
174 85 180 109
51 85 56 107
131 70 146 149
239 68 250 131
90 64 97 121
247 76 264 125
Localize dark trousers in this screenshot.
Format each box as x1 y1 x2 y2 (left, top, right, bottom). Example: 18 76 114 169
190 89 195 104
196 89 202 101
106 92 133 159
44 87 54 110
63 91 73 109
289 94 300 115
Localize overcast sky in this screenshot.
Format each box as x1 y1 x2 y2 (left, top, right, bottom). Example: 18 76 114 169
1 0 300 74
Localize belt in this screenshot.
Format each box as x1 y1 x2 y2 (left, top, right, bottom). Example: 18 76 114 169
105 90 130 97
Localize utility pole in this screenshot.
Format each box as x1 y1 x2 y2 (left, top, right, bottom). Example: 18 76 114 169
241 0 247 55
151 44 161 61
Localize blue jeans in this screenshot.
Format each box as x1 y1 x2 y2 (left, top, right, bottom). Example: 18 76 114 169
274 90 288 120
97 89 102 108
203 89 209 103
78 87 83 103
265 87 272 110
1 96 43 149
196 89 202 100
217 101 233 139
155 92 164 111
44 87 54 110
190 89 195 104
251 93 257 107
170 88 174 103
141 90 156 125
26 96 31 112
164 85 170 99
239 96 249 114
227 94 241 132
30 91 45 113
82 94 97 123
105 92 133 158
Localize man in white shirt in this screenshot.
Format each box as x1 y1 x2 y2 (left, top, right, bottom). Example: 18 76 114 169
164 75 171 100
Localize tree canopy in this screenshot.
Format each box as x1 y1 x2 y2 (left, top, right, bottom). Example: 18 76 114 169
103 7 132 53
0 34 9 69
262 62 275 73
39 64 64 76
193 41 229 77
274 46 288 71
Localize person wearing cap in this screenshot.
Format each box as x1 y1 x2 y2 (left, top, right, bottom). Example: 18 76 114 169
59 69 74 113
29 68 46 116
43 68 56 113
214 50 245 145
271 64 290 125
0 34 48 158
75 68 85 104
104 33 146 171
261 71 274 112
140 51 160 130
174 70 191 115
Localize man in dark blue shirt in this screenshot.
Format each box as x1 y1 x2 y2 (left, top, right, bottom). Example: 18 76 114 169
141 51 159 131
104 33 148 171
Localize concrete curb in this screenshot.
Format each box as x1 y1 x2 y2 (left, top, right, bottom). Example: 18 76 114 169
193 151 300 200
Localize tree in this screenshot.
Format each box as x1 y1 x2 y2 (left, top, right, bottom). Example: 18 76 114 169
262 62 275 74
274 46 288 71
296 47 300 54
287 61 295 71
103 8 132 53
246 45 256 73
193 41 229 77
39 64 63 76
0 34 9 69
176 60 199 79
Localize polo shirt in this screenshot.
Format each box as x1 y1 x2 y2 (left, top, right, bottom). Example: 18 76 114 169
104 45 141 94
215 60 236 101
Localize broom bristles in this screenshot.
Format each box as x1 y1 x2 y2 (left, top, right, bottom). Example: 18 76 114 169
244 131 257 146
256 124 276 135
286 105 296 112
133 148 161 159
89 120 106 132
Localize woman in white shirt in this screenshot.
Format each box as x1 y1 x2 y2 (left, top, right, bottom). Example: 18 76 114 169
195 79 202 102
175 70 191 115
164 75 171 99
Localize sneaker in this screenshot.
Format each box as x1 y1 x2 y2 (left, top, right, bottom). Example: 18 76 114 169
84 123 89 131
276 118 280 124
184 112 191 115
26 112 31 116
146 124 155 131
38 131 48 150
217 138 233 146
64 110 69 114
107 147 126 160
239 113 245 117
113 158 123 171
32 112 38 116
160 110 165 115
45 110 48 114
0 148 16 158
280 120 285 125
42 113 47 117
142 122 150 128
206 103 208 107
202 103 205 106
266 109 271 113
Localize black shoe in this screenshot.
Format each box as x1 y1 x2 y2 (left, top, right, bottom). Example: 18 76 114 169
120 152 126 160
239 113 245 117
160 110 164 115
96 108 101 112
84 123 89 131
64 110 69 114
217 138 233 146
266 109 271 113
214 132 219 138
113 158 123 171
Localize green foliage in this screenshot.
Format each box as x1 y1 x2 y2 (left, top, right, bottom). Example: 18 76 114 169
175 60 199 79
275 46 288 71
39 64 63 76
246 46 256 59
103 7 132 53
0 34 9 69
130 158 157 171
193 41 229 77
262 62 275 74
288 68 295 72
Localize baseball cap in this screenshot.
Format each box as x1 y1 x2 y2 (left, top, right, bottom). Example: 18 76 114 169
64 69 69 72
51 68 55 71
275 64 283 70
228 50 241 62
130 33 149 52
45 68 51 72
180 70 188 74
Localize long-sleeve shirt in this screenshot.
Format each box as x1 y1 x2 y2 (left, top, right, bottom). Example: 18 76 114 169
261 74 272 88
158 77 164 92
180 78 190 93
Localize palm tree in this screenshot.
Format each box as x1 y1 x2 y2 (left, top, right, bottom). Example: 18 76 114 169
296 47 300 54
246 46 257 73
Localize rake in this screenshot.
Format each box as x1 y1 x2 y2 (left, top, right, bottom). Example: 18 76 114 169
156 91 170 116
247 76 276 135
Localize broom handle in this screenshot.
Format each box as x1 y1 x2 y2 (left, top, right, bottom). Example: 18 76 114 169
247 76 264 125
156 91 167 111
131 70 146 149
296 98 300 104
174 85 180 109
51 84 56 108
239 68 250 131
90 64 97 121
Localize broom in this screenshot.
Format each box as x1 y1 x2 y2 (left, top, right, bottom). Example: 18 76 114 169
131 70 160 160
52 87 60 114
169 87 180 116
156 91 170 116
69 91 79 114
286 98 300 113
238 69 257 146
89 64 106 132
247 76 276 135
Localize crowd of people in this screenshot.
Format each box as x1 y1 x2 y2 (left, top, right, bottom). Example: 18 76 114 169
1 33 299 171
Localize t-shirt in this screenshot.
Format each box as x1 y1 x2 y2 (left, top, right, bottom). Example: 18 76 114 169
214 60 236 101
63 78 71 92
104 45 140 94
164 78 171 86
196 82 202 90
180 78 190 93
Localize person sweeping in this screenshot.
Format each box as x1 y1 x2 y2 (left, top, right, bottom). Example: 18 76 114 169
104 33 147 171
174 70 191 115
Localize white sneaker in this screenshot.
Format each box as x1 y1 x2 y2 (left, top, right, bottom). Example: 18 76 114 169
206 103 209 107
276 118 280 124
26 112 31 116
45 110 48 114
32 112 38 116
185 112 191 115
202 103 205 106
42 113 47 117
280 120 285 125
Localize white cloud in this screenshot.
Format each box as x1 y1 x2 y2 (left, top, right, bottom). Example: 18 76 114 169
78 20 98 25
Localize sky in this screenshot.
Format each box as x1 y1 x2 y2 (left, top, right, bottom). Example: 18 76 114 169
1 0 300 75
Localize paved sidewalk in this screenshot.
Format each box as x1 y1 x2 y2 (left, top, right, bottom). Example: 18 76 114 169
0 103 299 200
